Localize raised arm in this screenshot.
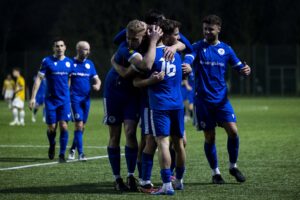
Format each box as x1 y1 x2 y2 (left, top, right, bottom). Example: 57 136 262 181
130 25 163 72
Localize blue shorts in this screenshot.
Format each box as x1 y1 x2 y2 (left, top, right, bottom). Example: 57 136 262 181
150 109 185 138
103 95 140 125
71 99 90 123
181 86 188 101
194 98 236 131
35 94 45 107
187 89 194 104
140 107 152 135
181 86 194 104
45 102 71 124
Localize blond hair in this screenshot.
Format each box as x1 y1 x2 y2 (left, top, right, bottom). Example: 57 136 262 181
126 20 147 35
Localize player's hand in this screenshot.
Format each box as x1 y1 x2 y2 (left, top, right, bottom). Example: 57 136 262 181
164 46 176 61
240 62 251 76
150 71 165 83
182 63 192 74
147 25 163 42
92 84 100 91
186 84 193 91
29 99 36 110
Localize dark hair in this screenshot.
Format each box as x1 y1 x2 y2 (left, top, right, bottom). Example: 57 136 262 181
158 19 181 35
52 37 65 46
144 9 165 25
202 15 222 26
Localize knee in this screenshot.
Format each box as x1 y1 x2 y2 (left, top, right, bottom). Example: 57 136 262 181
75 122 84 131
59 122 68 131
204 131 215 143
48 125 56 132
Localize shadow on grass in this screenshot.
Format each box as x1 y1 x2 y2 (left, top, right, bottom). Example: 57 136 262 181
0 182 136 195
0 157 50 163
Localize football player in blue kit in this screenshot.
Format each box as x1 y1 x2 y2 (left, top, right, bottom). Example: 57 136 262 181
104 20 162 192
29 38 73 163
182 15 251 184
68 41 101 161
146 19 187 195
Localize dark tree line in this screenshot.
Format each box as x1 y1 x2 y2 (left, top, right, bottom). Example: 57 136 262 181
1 0 300 95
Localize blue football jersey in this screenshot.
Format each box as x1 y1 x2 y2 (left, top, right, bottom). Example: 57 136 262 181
70 58 98 101
39 56 73 107
148 45 183 110
104 42 140 96
184 40 244 103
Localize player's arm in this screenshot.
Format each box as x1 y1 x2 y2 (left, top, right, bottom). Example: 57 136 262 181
183 79 192 91
29 74 43 110
130 25 163 72
164 41 186 61
92 75 101 91
179 33 193 53
111 54 136 78
228 47 251 76
113 28 126 45
133 71 165 88
182 42 199 75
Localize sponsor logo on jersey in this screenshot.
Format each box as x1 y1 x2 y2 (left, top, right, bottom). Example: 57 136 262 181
218 48 225 55
129 49 135 54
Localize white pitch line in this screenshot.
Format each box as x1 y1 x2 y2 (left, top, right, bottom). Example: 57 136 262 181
0 145 107 149
0 154 124 171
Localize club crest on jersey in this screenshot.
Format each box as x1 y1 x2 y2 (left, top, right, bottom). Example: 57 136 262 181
54 62 57 66
66 62 71 68
74 64 77 68
218 48 225 55
85 63 90 69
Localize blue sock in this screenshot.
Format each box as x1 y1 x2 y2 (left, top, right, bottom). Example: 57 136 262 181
107 146 120 176
160 169 172 183
175 167 185 180
204 142 218 169
125 146 138 174
47 130 56 145
59 130 68 155
170 148 176 175
227 135 239 164
137 161 142 179
142 152 154 181
75 130 83 154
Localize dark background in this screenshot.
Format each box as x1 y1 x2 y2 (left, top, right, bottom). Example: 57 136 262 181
1 0 300 97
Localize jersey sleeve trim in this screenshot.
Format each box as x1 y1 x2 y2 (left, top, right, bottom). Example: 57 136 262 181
128 52 140 62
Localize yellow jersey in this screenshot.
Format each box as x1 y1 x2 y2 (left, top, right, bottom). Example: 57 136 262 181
15 76 25 101
3 79 15 90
